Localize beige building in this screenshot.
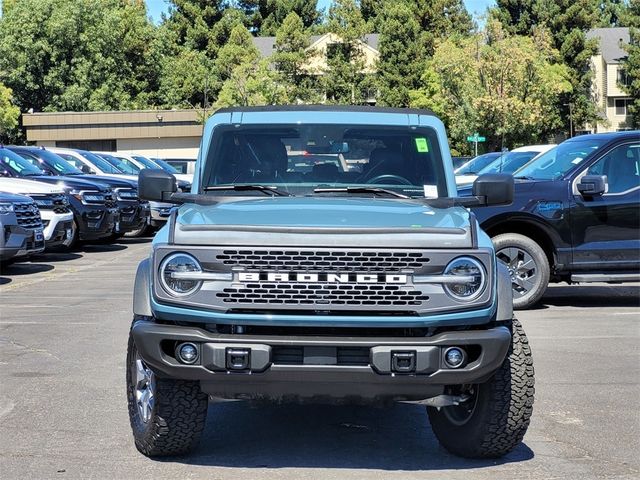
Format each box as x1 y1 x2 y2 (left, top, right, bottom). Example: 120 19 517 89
587 27 634 132
22 109 204 167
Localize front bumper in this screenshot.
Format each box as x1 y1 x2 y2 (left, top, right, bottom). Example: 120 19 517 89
40 211 74 247
150 202 173 225
1 225 45 260
73 203 119 241
118 201 150 232
132 320 511 403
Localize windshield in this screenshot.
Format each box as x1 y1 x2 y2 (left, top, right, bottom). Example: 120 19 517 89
0 148 46 176
478 151 542 175
515 138 610 180
98 154 140 175
20 148 83 175
132 155 161 169
78 151 123 174
202 124 447 197
455 152 502 175
149 157 179 174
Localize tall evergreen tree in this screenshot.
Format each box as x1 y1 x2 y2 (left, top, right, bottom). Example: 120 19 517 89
322 0 370 104
376 1 423 107
238 0 320 35
272 12 317 102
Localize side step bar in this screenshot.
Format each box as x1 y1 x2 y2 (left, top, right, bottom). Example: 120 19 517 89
571 273 640 283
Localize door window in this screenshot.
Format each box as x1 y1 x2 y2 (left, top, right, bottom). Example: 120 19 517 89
587 143 640 194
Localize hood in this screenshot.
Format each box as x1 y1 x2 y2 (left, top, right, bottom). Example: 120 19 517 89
73 174 137 188
27 175 111 192
0 177 65 195
0 191 34 203
95 172 139 183
173 197 474 248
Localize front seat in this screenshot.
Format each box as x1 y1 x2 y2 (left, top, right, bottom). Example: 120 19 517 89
360 148 407 182
606 147 639 193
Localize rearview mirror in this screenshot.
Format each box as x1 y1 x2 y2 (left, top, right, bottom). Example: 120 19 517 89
471 173 514 206
139 169 177 202
577 175 606 197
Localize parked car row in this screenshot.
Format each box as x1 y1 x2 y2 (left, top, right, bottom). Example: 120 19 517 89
0 146 191 264
459 131 640 309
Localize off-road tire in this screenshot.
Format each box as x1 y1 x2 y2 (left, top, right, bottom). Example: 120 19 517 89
126 328 208 457
427 319 535 458
492 233 550 310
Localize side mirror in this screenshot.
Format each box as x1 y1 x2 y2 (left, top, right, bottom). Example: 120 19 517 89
577 175 606 197
139 168 177 202
471 173 514 206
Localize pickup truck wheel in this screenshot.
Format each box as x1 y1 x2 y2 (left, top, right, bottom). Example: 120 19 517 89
126 329 208 457
427 319 535 458
492 233 550 309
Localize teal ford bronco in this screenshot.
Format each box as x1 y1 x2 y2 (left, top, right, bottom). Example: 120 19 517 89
127 106 534 459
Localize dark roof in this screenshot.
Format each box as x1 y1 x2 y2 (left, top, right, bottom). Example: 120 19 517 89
214 105 436 116
586 27 630 63
252 33 380 58
566 130 640 142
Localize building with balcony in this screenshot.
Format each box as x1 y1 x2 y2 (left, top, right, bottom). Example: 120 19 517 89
586 27 633 132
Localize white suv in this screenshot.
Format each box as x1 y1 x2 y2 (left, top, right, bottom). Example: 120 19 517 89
0 178 74 248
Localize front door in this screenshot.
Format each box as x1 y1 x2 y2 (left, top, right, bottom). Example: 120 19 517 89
570 140 640 272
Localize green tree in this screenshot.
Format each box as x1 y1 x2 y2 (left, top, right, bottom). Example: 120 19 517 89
239 0 320 35
376 1 423 107
621 0 640 126
411 21 572 153
413 0 474 55
322 0 371 104
164 0 226 52
272 12 318 102
0 0 159 112
491 0 602 131
0 83 20 142
214 24 260 81
216 59 289 107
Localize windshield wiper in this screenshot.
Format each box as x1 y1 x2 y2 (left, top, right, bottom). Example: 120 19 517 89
313 186 409 199
514 175 535 180
203 184 292 196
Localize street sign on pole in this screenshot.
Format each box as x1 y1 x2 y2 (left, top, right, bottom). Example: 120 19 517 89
466 133 486 156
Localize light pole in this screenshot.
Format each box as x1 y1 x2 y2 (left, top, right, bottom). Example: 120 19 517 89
564 102 574 138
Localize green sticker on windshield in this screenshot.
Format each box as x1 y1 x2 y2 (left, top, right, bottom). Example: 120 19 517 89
415 137 429 153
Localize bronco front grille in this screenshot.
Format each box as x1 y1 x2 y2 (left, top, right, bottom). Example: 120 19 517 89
14 202 43 229
216 249 431 273
217 283 428 307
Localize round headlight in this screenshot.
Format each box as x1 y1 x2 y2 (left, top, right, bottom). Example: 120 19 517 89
160 253 202 297
443 257 486 301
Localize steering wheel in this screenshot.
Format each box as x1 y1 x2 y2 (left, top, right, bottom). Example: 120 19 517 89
366 174 413 185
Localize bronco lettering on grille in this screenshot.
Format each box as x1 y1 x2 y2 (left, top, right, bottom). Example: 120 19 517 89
238 272 408 284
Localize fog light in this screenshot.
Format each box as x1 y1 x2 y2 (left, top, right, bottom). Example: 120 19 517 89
444 347 465 368
177 343 198 364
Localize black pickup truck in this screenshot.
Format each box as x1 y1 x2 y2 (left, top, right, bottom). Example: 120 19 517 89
462 131 640 309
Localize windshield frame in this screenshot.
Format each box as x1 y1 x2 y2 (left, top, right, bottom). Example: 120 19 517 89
0 148 47 177
514 137 611 181
200 123 449 199
78 150 124 174
18 148 84 175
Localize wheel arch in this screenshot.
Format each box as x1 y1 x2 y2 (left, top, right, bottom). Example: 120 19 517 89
133 257 153 317
482 216 558 271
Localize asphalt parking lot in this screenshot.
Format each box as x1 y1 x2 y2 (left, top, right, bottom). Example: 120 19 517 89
0 239 638 480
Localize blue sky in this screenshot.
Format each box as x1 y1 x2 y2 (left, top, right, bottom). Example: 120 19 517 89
145 0 496 25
